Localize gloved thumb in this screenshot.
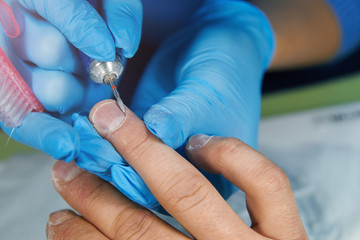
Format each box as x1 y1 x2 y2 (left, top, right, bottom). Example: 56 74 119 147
142 79 240 149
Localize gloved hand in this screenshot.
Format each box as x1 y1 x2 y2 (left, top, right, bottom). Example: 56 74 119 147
0 0 142 161
131 0 275 200
73 0 275 211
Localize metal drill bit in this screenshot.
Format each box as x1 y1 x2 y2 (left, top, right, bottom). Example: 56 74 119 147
108 78 126 113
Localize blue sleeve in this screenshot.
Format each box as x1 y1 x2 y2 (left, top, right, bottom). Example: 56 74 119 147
325 0 360 59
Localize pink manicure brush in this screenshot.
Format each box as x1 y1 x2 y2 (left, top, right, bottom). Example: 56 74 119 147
0 0 44 128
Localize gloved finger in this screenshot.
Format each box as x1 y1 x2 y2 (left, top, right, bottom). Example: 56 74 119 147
134 27 260 149
51 161 188 239
8 3 81 74
73 113 122 175
110 164 159 210
30 67 85 114
140 28 263 147
1 32 87 116
18 0 115 61
89 100 256 239
81 81 113 114
47 210 109 240
137 1 275 150
129 31 186 119
142 78 257 149
2 32 86 116
0 112 79 162
103 0 142 58
72 113 160 210
186 135 307 239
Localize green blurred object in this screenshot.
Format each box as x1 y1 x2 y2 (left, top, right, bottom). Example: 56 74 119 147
1 71 360 160
0 130 38 161
262 72 360 118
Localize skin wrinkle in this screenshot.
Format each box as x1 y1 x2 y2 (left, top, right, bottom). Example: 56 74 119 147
79 180 110 214
111 207 143 238
162 171 210 214
251 163 289 195
112 208 142 238
121 211 155 240
63 171 151 239
212 139 258 176
113 128 153 164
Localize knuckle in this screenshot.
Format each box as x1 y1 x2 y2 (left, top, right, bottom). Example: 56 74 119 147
79 181 109 210
113 209 156 240
216 138 247 163
163 172 210 213
254 163 290 194
124 129 154 161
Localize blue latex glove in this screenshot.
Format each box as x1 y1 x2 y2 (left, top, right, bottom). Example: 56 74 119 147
73 0 275 211
131 1 275 199
0 0 142 161
73 113 159 210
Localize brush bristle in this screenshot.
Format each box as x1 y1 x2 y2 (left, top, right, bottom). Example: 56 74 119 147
0 47 44 128
0 65 32 128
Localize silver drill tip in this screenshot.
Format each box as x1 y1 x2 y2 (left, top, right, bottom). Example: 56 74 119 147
106 76 126 113
116 97 126 113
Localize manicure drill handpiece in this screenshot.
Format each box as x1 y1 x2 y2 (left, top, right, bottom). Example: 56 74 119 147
80 54 127 113
87 56 126 112
78 0 126 112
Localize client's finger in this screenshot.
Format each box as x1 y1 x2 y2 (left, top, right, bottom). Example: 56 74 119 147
186 135 307 239
47 210 109 240
51 161 187 240
89 100 259 239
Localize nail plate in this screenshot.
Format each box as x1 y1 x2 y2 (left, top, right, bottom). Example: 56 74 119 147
51 161 84 189
90 100 126 135
48 210 74 226
187 134 213 151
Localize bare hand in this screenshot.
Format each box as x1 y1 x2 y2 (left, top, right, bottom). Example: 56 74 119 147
47 100 307 240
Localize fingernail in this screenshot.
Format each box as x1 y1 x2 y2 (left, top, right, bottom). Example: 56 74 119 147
186 134 213 151
48 210 74 226
90 100 126 135
51 161 84 188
